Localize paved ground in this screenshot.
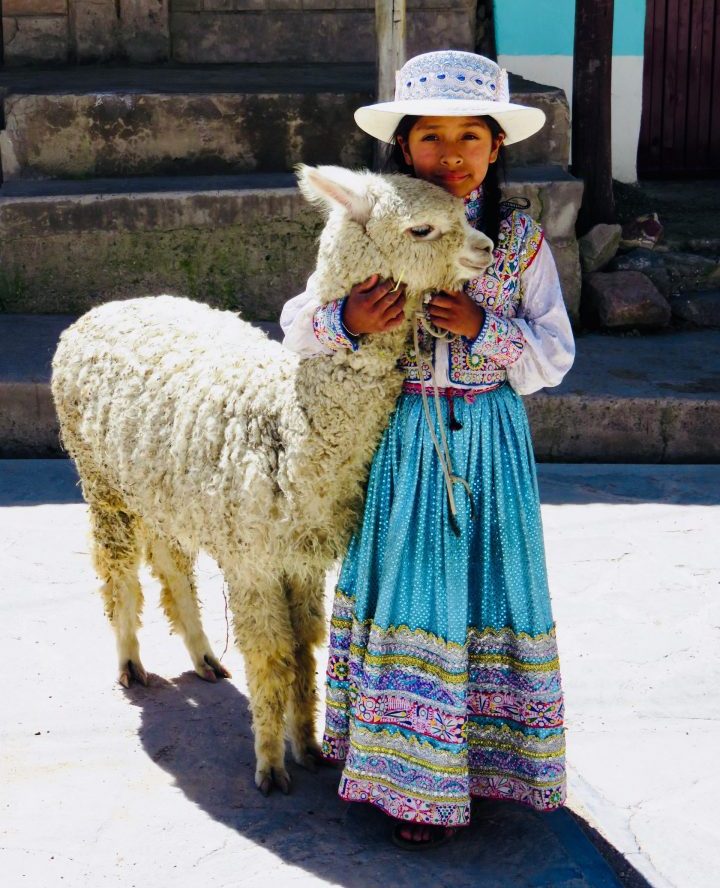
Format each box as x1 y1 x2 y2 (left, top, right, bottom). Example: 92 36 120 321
2 461 719 888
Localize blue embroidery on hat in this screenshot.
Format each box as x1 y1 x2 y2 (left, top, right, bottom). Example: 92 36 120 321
394 52 509 103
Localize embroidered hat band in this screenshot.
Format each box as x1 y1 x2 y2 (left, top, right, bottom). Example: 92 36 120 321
355 50 545 146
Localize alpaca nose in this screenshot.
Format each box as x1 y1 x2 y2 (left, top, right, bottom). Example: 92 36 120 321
458 231 494 272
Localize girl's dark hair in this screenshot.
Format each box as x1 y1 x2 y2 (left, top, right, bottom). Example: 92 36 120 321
381 114 506 246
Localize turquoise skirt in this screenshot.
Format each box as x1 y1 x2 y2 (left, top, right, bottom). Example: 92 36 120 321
322 385 566 826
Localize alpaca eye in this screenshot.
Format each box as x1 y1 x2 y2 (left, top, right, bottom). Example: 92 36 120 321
408 225 439 240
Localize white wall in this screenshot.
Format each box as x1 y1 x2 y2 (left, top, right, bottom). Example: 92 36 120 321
498 54 644 183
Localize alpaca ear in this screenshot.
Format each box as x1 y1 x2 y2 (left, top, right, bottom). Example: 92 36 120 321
296 165 373 225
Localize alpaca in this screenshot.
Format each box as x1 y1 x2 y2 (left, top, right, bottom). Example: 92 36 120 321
51 165 493 795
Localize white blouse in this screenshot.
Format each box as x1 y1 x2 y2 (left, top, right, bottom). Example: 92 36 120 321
280 220 574 396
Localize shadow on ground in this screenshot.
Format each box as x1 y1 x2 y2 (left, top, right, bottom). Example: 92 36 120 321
0 458 83 505
126 673 625 888
3 460 718 509
537 464 720 506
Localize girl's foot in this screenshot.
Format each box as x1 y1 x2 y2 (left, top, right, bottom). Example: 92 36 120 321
391 822 458 850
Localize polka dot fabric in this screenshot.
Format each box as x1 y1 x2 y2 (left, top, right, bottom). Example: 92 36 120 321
321 386 566 824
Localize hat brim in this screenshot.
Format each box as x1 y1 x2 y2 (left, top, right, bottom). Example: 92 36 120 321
354 100 546 146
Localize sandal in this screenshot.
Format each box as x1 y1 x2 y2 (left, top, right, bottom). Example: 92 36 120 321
391 822 458 851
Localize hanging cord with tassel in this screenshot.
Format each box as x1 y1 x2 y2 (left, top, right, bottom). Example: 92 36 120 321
412 318 476 537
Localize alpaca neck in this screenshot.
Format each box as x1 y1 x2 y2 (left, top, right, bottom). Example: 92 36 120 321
297 330 406 449
291 328 408 540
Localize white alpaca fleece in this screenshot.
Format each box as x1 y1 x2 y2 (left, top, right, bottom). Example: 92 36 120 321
51 165 493 795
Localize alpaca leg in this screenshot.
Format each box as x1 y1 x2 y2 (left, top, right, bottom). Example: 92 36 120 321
88 501 147 688
225 564 296 796
284 568 326 770
146 535 231 682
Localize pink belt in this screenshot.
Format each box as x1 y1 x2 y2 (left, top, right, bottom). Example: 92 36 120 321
401 381 503 403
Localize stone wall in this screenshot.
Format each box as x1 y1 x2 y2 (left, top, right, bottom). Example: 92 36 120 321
170 0 476 64
1 0 170 64
2 0 70 65
1 0 475 65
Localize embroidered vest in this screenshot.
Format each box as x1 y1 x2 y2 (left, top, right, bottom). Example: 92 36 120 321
398 209 544 387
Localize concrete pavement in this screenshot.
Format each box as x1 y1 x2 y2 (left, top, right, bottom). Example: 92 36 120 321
2 461 719 888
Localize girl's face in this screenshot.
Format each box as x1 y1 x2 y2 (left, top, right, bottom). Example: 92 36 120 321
396 115 504 198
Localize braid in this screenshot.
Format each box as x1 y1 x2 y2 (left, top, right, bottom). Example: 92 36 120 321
481 150 503 246
479 116 506 247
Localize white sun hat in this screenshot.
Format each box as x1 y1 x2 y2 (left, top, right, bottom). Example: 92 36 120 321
355 50 545 146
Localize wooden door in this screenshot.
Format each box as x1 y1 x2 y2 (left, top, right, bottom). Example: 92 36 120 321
638 0 720 176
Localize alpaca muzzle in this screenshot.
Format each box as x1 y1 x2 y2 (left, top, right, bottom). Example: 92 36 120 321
457 228 495 275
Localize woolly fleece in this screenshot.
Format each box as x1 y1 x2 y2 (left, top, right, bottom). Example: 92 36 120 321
51 165 493 794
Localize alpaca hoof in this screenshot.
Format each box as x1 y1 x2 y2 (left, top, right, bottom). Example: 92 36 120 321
204 654 232 679
293 742 324 772
200 667 218 683
194 654 231 682
275 769 292 795
298 754 318 773
256 767 292 797
119 660 148 688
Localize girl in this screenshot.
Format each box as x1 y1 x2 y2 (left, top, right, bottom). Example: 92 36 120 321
280 51 574 849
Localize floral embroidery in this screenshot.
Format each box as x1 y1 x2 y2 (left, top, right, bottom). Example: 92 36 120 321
396 325 434 382
464 312 526 370
446 209 542 385
392 208 544 387
312 298 358 352
520 220 544 273
339 777 471 826
463 185 485 227
322 590 566 821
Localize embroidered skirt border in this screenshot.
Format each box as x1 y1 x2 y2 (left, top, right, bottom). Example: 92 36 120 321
322 591 566 826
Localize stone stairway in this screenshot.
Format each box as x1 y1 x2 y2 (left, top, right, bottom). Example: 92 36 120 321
3 314 719 461
0 61 629 460
0 65 582 321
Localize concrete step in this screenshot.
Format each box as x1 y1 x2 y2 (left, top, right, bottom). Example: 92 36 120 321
0 66 569 181
0 166 584 320
2 316 717 461
0 65 374 181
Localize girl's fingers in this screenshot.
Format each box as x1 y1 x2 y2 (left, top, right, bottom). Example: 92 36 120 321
368 281 397 305
370 279 408 305
428 307 454 320
385 290 406 308
429 293 459 309
378 295 405 318
356 273 381 293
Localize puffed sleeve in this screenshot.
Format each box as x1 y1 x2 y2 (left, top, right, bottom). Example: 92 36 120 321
506 238 575 395
280 271 358 356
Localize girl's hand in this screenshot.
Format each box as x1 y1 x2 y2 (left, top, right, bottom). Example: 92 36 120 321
343 274 407 336
427 289 485 339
